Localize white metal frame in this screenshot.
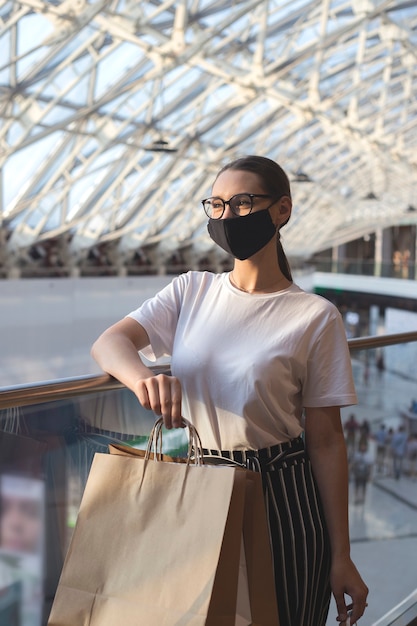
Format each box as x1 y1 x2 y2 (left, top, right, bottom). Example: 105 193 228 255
1 0 417 270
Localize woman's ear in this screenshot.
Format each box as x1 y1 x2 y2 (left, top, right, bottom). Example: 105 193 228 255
276 195 292 227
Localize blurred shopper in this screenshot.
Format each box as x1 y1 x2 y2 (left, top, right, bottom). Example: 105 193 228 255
351 441 373 504
375 351 385 378
385 427 394 476
358 419 370 449
375 423 388 474
407 434 417 480
391 425 408 480
344 413 359 461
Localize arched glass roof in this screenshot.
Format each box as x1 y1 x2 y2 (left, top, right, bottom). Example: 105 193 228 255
1 0 417 272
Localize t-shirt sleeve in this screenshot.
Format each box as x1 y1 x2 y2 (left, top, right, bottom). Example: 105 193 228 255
302 309 357 407
126 274 186 361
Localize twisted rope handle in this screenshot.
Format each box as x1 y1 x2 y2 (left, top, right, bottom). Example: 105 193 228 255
145 417 204 465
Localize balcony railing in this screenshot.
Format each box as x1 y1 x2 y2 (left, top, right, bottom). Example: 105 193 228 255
311 257 417 280
1 331 417 626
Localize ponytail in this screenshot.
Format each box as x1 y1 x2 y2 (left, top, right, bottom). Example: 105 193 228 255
277 232 292 281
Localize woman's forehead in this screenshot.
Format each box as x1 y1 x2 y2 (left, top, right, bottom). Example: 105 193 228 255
212 169 264 194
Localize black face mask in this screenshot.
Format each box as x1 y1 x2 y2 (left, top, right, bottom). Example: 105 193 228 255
207 208 276 260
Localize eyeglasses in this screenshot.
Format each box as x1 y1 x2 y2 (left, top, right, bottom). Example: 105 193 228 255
201 193 272 219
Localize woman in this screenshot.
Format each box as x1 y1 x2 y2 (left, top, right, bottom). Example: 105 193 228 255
91 155 368 625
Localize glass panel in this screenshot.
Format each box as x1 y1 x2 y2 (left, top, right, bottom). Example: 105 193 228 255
1 340 417 625
332 341 417 626
0 387 188 626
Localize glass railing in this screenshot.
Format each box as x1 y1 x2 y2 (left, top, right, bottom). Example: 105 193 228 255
1 332 417 626
3 257 416 280
311 257 417 280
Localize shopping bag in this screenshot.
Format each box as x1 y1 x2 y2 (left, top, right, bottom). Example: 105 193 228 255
240 469 278 625
108 441 279 626
48 418 279 626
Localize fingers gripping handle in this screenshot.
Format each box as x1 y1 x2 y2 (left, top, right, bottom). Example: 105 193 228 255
145 417 204 465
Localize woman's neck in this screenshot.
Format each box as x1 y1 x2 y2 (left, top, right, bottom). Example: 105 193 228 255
229 267 291 294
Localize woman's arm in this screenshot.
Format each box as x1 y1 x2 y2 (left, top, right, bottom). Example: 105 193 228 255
91 318 182 428
304 405 368 624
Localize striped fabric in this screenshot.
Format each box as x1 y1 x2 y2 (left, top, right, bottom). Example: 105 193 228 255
203 438 332 626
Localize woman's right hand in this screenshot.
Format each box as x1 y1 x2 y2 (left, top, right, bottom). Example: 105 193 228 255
134 373 183 429
91 318 183 428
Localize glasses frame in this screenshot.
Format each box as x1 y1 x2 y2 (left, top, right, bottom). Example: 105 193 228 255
202 193 272 219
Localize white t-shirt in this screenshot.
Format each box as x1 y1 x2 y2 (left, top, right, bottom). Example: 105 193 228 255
127 271 357 451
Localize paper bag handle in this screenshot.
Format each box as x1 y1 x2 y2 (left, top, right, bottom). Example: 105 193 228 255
146 417 204 465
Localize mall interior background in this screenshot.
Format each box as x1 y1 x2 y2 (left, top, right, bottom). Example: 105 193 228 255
1 1 417 624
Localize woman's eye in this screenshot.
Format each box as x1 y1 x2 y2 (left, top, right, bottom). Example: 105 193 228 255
234 197 251 209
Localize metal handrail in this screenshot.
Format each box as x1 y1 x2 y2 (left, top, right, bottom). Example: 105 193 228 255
348 330 417 351
0 367 169 410
373 589 417 626
1 331 417 410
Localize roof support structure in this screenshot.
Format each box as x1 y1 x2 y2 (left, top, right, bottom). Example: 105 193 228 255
0 0 416 273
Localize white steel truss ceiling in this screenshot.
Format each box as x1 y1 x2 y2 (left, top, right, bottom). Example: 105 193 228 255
1 0 417 271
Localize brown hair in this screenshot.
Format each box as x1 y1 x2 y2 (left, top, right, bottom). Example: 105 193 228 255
216 155 292 280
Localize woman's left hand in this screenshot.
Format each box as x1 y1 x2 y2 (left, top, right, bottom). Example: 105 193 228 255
331 556 369 624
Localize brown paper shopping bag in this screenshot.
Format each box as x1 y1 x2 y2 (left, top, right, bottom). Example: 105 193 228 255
108 441 279 626
48 419 279 626
240 470 279 626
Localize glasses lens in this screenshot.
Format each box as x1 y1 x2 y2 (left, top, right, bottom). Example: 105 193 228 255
229 194 252 216
203 197 224 219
